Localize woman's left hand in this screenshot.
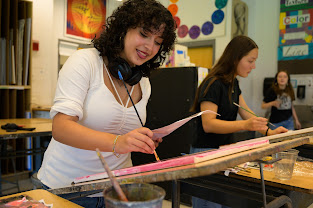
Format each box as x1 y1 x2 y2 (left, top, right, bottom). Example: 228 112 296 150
268 126 288 136
295 120 301 130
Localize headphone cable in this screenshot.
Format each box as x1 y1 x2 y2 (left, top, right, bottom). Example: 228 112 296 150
118 71 144 126
118 71 160 161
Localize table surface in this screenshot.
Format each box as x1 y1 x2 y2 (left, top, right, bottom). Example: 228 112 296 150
0 189 82 208
0 118 52 139
233 163 313 194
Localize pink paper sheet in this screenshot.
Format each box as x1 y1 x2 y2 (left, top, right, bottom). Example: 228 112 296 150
152 110 219 139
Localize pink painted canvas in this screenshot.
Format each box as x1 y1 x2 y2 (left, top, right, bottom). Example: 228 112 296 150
74 137 269 184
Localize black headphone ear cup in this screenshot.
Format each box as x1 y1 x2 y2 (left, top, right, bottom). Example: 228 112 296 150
108 58 143 86
125 68 142 86
108 58 132 80
117 61 133 80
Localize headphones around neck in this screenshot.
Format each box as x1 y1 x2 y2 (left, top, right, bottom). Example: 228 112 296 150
108 57 143 86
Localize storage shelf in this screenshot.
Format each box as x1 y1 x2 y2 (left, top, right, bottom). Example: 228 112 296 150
0 0 34 180
0 0 33 120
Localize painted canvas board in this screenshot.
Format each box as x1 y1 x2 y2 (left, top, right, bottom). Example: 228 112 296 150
74 137 269 184
65 0 106 41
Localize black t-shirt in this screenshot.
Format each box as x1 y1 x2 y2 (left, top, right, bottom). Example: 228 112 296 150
192 78 241 148
263 87 292 123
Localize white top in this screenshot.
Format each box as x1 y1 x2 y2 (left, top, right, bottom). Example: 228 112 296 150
38 48 151 189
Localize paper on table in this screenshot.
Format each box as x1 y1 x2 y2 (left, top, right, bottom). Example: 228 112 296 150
0 195 52 208
151 110 220 140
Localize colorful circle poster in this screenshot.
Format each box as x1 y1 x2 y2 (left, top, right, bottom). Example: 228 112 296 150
168 0 227 42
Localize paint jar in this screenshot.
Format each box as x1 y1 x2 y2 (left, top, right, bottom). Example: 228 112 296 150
104 183 165 208
273 149 299 180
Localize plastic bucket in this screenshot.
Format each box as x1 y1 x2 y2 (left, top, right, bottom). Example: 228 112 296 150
103 183 165 208
273 149 299 180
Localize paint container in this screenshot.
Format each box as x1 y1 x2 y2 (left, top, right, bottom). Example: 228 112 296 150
104 183 165 208
273 149 299 180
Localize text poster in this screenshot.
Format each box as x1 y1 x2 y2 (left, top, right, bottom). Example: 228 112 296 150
278 0 313 60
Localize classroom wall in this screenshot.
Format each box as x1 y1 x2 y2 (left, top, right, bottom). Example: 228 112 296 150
31 0 56 107
31 0 280 117
240 0 280 117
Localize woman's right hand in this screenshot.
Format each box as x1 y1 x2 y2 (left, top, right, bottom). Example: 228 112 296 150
272 100 281 108
244 117 268 132
113 127 156 155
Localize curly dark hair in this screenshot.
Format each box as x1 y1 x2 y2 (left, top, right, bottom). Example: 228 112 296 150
92 0 177 77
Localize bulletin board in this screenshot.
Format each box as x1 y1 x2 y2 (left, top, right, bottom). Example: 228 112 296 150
278 0 313 61
65 0 106 41
169 0 227 43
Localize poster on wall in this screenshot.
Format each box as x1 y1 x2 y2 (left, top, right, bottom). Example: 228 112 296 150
278 0 313 60
231 0 248 38
65 0 106 41
169 0 227 43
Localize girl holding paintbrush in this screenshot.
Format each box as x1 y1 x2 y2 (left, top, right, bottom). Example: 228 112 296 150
37 0 176 207
190 35 288 208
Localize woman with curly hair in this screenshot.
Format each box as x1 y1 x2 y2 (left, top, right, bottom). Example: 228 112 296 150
37 0 176 207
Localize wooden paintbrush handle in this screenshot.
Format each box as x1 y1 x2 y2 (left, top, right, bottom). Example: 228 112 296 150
96 148 128 202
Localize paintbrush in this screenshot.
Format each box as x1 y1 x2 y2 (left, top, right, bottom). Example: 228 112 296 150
234 166 251 173
233 102 276 127
96 148 128 202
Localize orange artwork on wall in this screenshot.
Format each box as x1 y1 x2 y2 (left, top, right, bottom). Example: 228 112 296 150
66 0 106 40
168 4 178 16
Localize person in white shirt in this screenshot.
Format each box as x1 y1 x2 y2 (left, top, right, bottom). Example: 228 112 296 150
37 0 176 207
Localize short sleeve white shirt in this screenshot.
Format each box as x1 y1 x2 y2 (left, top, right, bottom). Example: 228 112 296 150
38 48 151 189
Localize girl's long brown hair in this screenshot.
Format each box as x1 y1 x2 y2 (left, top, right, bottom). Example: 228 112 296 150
190 35 258 112
272 70 295 100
